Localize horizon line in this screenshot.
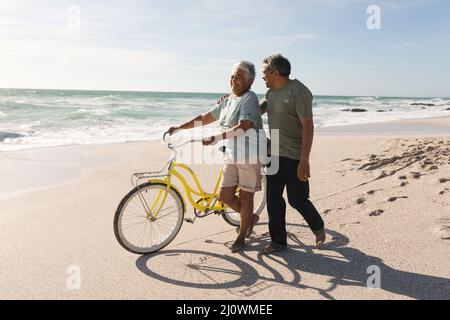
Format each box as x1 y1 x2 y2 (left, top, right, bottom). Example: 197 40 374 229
0 87 448 100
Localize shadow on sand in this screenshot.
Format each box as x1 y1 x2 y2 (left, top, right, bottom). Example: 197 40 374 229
136 223 450 299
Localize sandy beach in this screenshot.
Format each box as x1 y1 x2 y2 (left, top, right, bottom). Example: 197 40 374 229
1 116 449 300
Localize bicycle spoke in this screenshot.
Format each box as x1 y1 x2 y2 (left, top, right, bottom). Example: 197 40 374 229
116 182 187 253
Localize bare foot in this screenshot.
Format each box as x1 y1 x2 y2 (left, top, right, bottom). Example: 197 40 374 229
230 240 246 253
246 214 260 238
259 243 287 255
314 228 326 249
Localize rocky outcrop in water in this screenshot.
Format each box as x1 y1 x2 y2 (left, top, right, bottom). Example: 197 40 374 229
0 132 24 142
341 108 368 112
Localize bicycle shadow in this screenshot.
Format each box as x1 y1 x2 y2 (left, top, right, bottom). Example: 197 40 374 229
136 223 450 299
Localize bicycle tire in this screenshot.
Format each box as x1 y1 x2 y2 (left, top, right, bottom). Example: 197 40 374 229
114 182 185 254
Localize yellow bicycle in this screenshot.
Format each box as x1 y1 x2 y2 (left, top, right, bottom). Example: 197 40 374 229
114 132 266 254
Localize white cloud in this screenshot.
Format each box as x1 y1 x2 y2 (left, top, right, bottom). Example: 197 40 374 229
0 39 181 89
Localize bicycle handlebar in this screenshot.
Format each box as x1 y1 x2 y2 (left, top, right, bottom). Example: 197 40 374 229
162 131 204 149
162 131 170 144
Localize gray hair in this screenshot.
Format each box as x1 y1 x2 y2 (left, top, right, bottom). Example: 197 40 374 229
263 53 291 77
232 61 256 83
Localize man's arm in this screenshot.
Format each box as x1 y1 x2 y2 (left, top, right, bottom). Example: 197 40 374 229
297 117 314 181
260 99 267 115
168 112 216 135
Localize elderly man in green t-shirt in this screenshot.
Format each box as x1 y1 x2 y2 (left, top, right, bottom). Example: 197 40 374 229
260 54 326 254
167 61 263 253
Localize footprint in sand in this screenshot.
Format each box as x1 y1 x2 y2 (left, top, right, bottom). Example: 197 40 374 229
411 172 423 179
323 209 332 214
400 182 408 187
340 222 362 228
377 172 389 179
366 189 384 195
439 178 450 184
387 196 409 202
356 197 366 204
435 218 450 241
399 176 407 180
439 189 449 195
369 209 384 217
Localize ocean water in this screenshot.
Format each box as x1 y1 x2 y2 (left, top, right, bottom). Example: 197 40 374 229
0 88 449 151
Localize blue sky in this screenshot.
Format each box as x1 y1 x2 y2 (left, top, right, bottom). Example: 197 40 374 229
1 0 449 97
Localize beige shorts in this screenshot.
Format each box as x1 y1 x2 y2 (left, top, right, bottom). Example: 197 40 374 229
220 163 263 193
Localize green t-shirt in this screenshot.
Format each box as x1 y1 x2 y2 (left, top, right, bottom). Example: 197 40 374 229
261 79 313 160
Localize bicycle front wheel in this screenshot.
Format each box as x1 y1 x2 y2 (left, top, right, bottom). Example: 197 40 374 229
114 182 185 254
222 175 266 227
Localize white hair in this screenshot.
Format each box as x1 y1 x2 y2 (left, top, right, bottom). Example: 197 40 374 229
232 61 256 83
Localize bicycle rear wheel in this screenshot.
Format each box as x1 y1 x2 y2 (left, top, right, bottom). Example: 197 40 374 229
114 182 184 254
222 175 266 227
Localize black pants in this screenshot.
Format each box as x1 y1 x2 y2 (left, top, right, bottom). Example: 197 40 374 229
266 156 324 246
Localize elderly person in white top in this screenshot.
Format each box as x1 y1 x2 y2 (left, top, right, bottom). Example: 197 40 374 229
167 61 264 253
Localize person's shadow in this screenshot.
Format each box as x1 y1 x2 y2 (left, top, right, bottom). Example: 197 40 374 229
136 223 450 299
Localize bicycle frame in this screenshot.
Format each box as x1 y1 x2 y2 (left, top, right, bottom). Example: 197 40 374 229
167 161 225 212
131 137 227 219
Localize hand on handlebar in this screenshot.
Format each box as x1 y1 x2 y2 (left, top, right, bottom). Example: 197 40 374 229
163 126 181 143
167 126 180 136
202 135 217 146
